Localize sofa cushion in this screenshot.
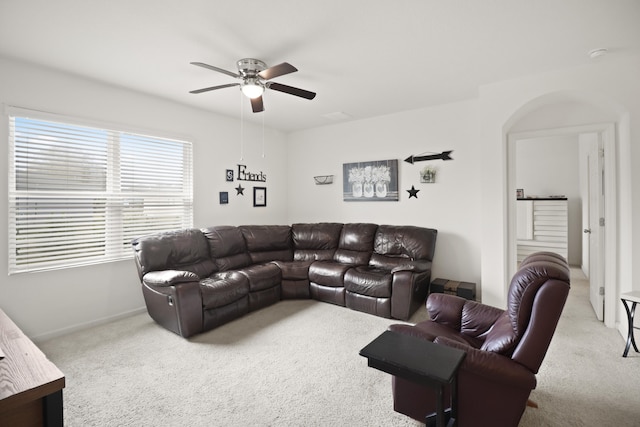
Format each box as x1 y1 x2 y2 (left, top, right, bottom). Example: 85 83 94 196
200 271 250 309
240 225 293 264
133 228 217 280
343 266 392 298
333 223 377 265
309 261 353 287
292 222 343 261
271 260 313 280
239 263 282 292
373 225 438 261
202 226 251 271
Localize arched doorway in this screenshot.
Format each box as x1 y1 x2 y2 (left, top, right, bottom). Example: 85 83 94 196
504 92 623 328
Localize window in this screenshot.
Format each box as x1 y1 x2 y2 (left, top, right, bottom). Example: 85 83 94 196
7 107 193 274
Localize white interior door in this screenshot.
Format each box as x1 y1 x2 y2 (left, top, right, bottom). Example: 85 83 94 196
581 147 590 277
586 134 604 321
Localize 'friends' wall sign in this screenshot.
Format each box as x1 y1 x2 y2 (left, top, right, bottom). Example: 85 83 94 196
236 164 266 182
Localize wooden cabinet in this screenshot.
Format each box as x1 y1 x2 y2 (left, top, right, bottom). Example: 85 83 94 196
517 199 568 262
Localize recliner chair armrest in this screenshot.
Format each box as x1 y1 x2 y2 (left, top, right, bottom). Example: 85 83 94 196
434 336 536 390
427 294 504 334
143 270 199 287
426 293 468 330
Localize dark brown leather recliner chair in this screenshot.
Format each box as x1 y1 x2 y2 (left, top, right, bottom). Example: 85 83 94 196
389 252 570 427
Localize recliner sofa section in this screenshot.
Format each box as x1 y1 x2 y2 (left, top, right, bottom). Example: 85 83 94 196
132 223 437 337
308 223 378 306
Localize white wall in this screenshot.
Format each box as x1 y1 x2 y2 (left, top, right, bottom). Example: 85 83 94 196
515 135 581 265
0 56 288 340
286 100 483 290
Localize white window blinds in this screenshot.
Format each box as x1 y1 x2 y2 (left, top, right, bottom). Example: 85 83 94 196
7 108 193 274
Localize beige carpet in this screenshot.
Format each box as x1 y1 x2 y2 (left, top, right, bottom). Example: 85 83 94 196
40 271 640 426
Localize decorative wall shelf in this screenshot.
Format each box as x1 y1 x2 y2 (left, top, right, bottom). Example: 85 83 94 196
314 175 334 185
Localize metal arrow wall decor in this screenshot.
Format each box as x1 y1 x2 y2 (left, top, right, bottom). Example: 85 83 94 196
404 150 454 164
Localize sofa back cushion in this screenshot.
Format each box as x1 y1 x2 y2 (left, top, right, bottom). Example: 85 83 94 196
201 226 251 271
132 228 217 280
508 254 570 371
333 223 377 265
369 225 438 269
292 223 343 261
240 225 293 264
374 225 437 259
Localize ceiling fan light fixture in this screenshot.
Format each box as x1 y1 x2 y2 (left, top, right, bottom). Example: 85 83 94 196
241 80 264 99
190 58 315 111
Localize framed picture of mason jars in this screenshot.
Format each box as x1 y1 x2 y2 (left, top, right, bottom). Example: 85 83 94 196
343 159 399 201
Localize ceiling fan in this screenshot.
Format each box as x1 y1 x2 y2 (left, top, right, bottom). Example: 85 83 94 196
189 58 316 113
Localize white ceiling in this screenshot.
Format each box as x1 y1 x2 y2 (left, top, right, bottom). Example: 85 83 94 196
1 0 639 133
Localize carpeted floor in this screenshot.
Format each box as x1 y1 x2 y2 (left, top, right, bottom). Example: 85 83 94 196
39 269 640 426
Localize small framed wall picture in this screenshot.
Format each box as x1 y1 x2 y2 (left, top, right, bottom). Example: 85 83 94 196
219 191 229 204
516 188 524 199
226 169 234 182
253 187 267 207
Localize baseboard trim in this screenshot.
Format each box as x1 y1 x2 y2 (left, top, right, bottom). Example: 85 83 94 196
33 307 148 343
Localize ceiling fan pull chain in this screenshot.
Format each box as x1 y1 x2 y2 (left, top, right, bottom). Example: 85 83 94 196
240 94 244 161
262 108 265 158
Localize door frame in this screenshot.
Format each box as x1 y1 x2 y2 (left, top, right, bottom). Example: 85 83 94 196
506 122 617 327
581 132 605 320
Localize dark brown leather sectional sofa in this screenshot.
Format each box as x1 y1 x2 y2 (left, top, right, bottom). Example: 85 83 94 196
132 223 437 337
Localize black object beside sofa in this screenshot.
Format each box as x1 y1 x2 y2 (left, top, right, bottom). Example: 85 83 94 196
132 223 437 337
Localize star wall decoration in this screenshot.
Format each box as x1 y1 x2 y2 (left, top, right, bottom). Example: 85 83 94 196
407 185 420 199
235 184 245 195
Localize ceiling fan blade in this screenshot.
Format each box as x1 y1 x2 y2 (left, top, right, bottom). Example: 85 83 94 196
251 96 264 113
258 62 297 80
189 83 239 94
190 62 240 79
266 82 316 100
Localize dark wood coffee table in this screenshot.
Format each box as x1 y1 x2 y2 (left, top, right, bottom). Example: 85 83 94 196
360 330 466 427
0 309 65 426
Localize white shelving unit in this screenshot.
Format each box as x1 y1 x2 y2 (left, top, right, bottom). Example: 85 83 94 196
516 199 568 262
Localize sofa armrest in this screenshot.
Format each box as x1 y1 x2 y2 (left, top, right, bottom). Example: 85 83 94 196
143 270 199 287
141 273 203 338
390 270 432 320
434 336 536 390
390 260 431 274
142 280 203 338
